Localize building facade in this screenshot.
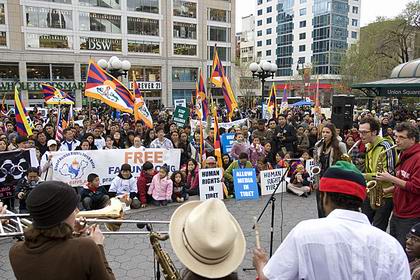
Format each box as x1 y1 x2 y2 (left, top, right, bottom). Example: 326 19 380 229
239 14 255 65
0 0 235 108
254 0 360 76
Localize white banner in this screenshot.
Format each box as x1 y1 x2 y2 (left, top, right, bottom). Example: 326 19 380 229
190 118 248 132
260 168 288 196
199 168 223 201
50 148 181 187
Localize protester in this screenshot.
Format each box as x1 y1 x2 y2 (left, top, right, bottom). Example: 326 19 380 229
59 128 80 151
150 128 174 149
137 161 157 208
406 223 420 280
224 153 253 196
230 133 250 160
109 164 140 209
80 173 110 210
148 164 173 206
15 167 42 213
171 171 188 203
185 159 199 196
249 136 264 167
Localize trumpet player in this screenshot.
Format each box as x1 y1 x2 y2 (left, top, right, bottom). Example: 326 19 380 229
376 122 420 247
9 181 115 280
359 117 396 231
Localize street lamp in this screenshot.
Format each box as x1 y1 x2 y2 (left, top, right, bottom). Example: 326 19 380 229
249 60 278 119
97 56 131 78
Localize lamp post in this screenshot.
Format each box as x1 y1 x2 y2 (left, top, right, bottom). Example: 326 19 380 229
97 56 131 78
249 60 278 119
296 58 305 99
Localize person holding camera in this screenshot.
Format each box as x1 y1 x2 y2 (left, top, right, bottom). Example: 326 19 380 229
15 167 42 214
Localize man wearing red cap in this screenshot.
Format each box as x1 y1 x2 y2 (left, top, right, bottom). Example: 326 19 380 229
253 161 410 280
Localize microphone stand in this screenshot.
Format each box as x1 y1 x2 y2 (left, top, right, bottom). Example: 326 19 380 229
243 165 290 272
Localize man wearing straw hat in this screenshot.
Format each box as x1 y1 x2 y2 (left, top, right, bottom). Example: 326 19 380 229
169 198 246 279
253 161 410 280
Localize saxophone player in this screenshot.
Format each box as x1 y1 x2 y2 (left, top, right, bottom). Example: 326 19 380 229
377 122 420 247
359 117 396 231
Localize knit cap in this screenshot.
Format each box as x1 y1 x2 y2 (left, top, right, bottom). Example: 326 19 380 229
320 161 367 201
409 222 420 237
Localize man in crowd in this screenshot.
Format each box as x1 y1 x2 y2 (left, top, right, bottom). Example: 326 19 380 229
377 122 420 246
273 114 297 156
252 119 270 145
15 167 42 213
59 128 80 151
359 116 396 231
150 128 174 149
406 223 420 280
253 161 410 280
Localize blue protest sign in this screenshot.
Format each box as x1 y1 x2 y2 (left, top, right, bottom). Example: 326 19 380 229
233 168 259 201
221 133 235 154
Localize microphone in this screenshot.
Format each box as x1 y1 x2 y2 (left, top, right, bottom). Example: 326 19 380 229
137 222 152 232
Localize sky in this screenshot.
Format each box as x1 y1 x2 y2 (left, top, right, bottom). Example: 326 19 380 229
235 0 414 32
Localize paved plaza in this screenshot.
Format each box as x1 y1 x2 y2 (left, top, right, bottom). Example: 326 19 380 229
0 193 317 280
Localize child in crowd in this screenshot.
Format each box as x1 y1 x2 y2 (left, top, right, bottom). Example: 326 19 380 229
274 152 288 169
229 132 250 160
80 173 110 210
148 164 173 206
224 152 253 197
109 163 141 209
185 159 199 196
286 162 311 197
137 161 157 208
248 136 264 167
171 171 188 203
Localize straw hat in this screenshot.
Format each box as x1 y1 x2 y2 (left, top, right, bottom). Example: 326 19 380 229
169 198 246 279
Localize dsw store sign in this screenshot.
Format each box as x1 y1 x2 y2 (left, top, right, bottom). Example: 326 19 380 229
80 37 122 52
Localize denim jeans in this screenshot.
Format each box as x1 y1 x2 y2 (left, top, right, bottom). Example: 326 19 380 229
390 214 420 247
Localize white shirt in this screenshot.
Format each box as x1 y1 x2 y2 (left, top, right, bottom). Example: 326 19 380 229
263 209 410 280
59 140 80 151
150 137 174 149
94 137 106 150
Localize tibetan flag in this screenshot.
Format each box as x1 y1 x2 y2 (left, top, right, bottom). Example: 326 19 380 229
197 69 209 121
221 76 238 119
1 95 6 115
267 83 277 118
213 108 222 168
280 85 288 114
189 89 195 120
210 46 224 88
85 60 135 113
195 81 203 119
41 84 74 105
199 120 206 166
133 77 153 128
313 77 321 127
14 87 33 137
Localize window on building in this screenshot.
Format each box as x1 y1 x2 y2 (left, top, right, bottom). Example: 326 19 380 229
30 0 71 4
127 0 159 13
257 41 262 47
352 19 358 26
0 32 6 46
0 63 19 80
173 43 197 56
51 64 74 80
172 67 197 82
267 6 272 13
352 6 358 14
300 0 306 3
80 37 122 52
172 89 194 104
27 63 51 80
127 17 159 36
79 0 120 9
173 0 196 18
266 28 272 34
208 8 229 22
299 32 306 40
173 22 196 39
257 30 262 36
128 66 161 81
299 20 306 28
208 26 229 42
257 51 262 57
257 0 262 5
0 4 5 24
351 31 357 39
266 17 272 24
257 9 262 16
208 46 230 61
257 20 262 26
298 57 305 63
27 33 73 49
79 12 121 33
128 40 160 54
266 50 271 56
266 39 271 45
299 8 306 16
26 7 72 29
299 45 306 52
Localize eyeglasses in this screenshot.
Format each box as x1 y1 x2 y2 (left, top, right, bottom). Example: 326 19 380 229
406 233 420 243
358 130 371 135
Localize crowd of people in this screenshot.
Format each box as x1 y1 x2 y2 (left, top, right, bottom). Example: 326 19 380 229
0 102 419 279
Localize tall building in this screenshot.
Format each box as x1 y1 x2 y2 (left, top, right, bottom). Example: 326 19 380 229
0 0 236 108
239 14 255 65
254 0 360 76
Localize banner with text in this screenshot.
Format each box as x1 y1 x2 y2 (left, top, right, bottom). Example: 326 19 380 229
190 118 248 132
233 168 259 201
50 148 181 187
199 168 223 201
221 133 235 154
173 106 190 127
260 168 287 196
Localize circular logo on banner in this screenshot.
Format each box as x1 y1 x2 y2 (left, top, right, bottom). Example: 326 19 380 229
54 152 96 180
0 158 28 182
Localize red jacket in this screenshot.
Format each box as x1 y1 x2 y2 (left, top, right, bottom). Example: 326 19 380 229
393 143 420 218
137 170 157 204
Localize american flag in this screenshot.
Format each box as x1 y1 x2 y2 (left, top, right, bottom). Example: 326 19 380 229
55 109 64 141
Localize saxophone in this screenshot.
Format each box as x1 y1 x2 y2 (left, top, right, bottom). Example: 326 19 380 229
366 144 397 209
150 231 181 280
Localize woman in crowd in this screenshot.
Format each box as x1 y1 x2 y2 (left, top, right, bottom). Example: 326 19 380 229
296 125 310 156
103 135 116 150
83 133 98 150
112 131 124 149
0 138 8 152
143 129 156 148
263 142 276 167
179 131 192 168
222 154 232 171
76 139 91 151
313 122 347 218
148 164 173 206
185 159 199 196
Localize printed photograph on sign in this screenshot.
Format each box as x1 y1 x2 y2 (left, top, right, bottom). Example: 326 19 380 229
199 167 223 201
260 168 287 196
